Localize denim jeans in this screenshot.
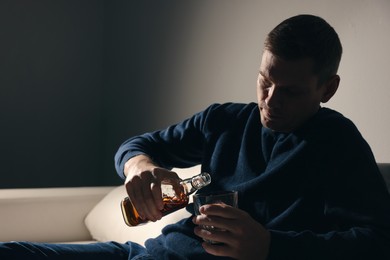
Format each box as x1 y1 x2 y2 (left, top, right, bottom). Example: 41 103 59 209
0 241 154 260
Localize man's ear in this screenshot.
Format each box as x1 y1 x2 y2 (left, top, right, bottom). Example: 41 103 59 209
321 75 340 103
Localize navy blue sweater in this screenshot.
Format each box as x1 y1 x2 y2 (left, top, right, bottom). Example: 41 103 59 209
115 103 390 259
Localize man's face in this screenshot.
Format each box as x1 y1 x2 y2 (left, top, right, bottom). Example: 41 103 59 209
257 50 326 132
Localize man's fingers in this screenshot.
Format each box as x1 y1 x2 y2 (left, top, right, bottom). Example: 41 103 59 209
125 167 181 222
150 180 163 210
199 203 241 219
140 172 162 221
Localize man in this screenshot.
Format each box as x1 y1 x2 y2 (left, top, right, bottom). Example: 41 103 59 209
115 14 390 259
1 14 390 260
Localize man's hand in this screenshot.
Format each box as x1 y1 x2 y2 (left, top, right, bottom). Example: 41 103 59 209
124 154 180 222
193 204 270 260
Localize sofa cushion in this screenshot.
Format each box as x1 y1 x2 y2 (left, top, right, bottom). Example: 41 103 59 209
84 166 200 245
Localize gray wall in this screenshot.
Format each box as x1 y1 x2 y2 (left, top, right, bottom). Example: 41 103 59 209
1 1 108 187
0 1 206 188
1 1 389 188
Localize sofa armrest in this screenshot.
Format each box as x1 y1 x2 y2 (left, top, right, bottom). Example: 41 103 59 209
0 186 115 243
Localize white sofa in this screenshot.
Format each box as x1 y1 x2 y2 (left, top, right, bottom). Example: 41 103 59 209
0 166 199 245
1 164 389 246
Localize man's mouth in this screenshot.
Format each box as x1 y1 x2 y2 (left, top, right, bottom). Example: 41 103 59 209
265 112 282 121
261 107 282 120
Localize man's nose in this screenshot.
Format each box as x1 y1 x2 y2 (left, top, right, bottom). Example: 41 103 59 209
265 86 281 109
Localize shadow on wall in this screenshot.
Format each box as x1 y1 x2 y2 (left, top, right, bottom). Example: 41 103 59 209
0 1 196 188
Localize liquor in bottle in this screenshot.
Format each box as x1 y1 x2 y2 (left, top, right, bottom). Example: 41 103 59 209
121 172 211 227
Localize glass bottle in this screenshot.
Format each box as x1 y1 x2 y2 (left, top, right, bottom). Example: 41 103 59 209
121 172 211 227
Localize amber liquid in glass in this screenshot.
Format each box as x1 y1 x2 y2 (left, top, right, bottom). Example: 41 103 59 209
121 193 189 227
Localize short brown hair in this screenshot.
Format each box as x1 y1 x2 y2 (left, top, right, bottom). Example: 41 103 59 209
265 15 342 85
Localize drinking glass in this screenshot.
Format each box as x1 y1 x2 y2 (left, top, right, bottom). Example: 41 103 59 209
193 190 238 244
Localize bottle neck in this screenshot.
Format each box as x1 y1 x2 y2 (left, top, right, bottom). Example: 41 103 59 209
181 172 211 195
